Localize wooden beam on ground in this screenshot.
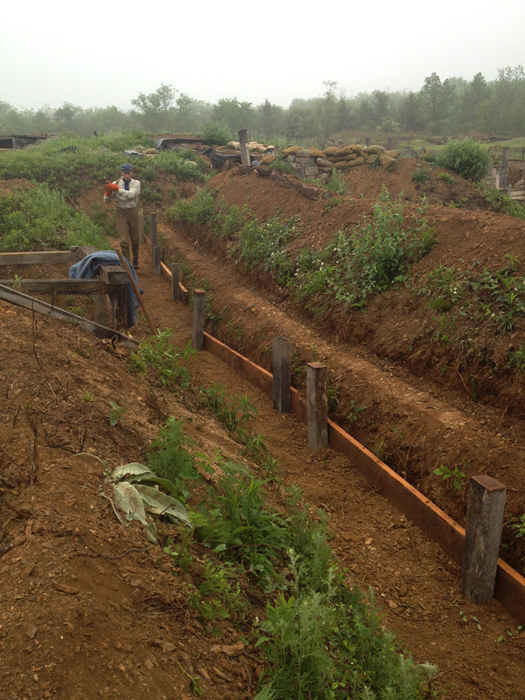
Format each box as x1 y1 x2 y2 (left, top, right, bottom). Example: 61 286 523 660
0 279 126 295
0 284 138 349
0 251 80 266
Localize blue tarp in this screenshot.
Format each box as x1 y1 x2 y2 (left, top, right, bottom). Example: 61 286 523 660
69 250 144 327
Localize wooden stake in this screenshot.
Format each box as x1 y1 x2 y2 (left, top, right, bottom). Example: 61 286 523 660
171 262 180 302
272 336 291 413
461 475 506 605
192 289 205 350
150 212 161 276
239 129 251 167
307 362 328 451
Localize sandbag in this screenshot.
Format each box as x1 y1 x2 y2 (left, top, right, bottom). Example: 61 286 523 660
380 154 397 168
367 154 379 164
310 148 325 159
344 153 357 161
324 147 339 157
282 146 302 156
259 155 275 165
383 150 399 158
333 160 349 169
227 141 240 150
363 145 385 155
348 156 366 167
316 157 333 168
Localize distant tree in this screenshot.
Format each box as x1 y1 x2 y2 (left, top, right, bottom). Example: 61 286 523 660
131 84 177 131
286 99 319 142
420 73 456 130
256 99 284 142
495 65 525 132
316 80 339 140
372 90 390 126
211 98 255 135
337 92 352 132
55 102 79 131
397 91 423 132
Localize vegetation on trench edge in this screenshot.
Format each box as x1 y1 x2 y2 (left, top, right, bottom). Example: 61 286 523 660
169 185 437 311
142 411 438 700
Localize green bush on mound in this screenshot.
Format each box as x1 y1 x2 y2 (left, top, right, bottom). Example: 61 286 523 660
436 137 491 183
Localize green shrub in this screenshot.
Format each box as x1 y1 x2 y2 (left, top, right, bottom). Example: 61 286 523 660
201 121 232 147
167 187 216 225
147 417 200 500
325 169 347 194
0 184 108 251
436 137 491 182
270 156 295 175
237 215 298 286
157 151 208 183
437 172 456 185
411 166 431 185
303 188 436 308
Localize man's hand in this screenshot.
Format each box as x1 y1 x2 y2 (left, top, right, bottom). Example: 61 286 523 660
104 180 120 195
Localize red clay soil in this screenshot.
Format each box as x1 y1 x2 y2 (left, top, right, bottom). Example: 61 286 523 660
1 241 525 700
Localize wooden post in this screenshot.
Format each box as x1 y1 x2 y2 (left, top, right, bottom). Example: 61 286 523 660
386 138 392 150
500 148 509 187
192 289 205 350
272 336 291 414
239 129 251 167
138 207 145 246
171 262 180 301
150 212 161 276
307 362 328 451
365 137 371 147
94 294 108 326
461 475 506 605
113 288 128 331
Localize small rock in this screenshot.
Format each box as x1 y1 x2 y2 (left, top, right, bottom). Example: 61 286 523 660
144 659 154 671
388 600 398 610
26 624 38 639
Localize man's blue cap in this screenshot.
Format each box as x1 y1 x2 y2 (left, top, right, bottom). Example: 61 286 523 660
120 164 132 172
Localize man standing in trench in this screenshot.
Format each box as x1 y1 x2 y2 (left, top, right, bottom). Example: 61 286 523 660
103 164 141 269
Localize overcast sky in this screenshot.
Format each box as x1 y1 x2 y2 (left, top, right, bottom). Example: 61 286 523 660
1 0 524 111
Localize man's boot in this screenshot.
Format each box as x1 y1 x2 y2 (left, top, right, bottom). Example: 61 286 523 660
132 244 139 270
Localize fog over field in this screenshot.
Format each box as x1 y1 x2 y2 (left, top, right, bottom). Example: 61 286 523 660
1 0 524 110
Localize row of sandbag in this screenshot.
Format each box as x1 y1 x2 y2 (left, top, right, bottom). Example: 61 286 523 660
261 143 399 171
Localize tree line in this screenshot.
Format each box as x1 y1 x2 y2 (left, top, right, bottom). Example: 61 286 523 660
1 66 524 142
